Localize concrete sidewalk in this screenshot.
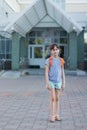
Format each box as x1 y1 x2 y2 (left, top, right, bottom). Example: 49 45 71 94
0 75 87 130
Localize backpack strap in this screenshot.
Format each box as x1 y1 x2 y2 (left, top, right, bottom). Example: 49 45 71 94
60 58 65 67
49 56 53 67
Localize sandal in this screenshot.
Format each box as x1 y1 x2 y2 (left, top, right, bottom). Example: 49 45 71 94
49 115 55 122
55 115 62 121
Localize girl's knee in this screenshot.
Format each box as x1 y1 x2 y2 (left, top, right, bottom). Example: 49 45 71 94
52 97 56 102
56 97 59 102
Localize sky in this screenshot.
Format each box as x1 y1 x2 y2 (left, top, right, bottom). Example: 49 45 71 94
5 0 87 4
13 0 87 4
66 0 87 3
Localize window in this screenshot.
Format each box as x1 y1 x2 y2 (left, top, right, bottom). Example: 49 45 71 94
60 30 68 44
1 40 5 53
0 37 12 60
28 28 68 45
29 31 35 37
84 32 87 44
60 31 67 37
34 47 43 58
30 47 32 58
60 37 68 44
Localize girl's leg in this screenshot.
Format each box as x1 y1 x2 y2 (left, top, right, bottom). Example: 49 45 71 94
50 88 56 121
55 89 61 120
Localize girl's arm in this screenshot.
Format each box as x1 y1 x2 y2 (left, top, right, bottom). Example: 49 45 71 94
61 66 65 90
45 65 51 91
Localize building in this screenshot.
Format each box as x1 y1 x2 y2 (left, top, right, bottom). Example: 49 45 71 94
0 0 87 70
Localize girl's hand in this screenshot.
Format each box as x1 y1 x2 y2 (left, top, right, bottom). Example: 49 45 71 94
46 82 51 91
61 83 65 91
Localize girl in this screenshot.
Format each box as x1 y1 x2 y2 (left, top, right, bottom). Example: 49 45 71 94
45 44 65 122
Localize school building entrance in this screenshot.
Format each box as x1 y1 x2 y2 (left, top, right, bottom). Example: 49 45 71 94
28 28 68 68
4 0 85 70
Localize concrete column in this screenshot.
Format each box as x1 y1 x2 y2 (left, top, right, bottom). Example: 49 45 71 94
12 32 20 70
25 33 28 59
77 30 84 69
69 31 77 70
20 37 26 57
20 36 28 68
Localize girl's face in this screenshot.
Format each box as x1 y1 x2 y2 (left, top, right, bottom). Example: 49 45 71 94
53 46 59 57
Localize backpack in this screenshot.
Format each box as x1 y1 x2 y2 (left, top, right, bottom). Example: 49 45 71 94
49 56 65 68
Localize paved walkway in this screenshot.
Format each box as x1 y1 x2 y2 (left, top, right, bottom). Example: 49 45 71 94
0 75 87 130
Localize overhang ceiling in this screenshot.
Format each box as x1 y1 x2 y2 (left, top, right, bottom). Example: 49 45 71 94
4 0 82 37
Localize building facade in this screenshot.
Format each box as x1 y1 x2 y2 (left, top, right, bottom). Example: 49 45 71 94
0 0 87 70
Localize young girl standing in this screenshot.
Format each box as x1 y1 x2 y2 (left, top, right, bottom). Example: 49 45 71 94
45 44 65 122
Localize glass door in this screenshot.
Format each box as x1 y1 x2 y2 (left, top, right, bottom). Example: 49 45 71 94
28 45 45 68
